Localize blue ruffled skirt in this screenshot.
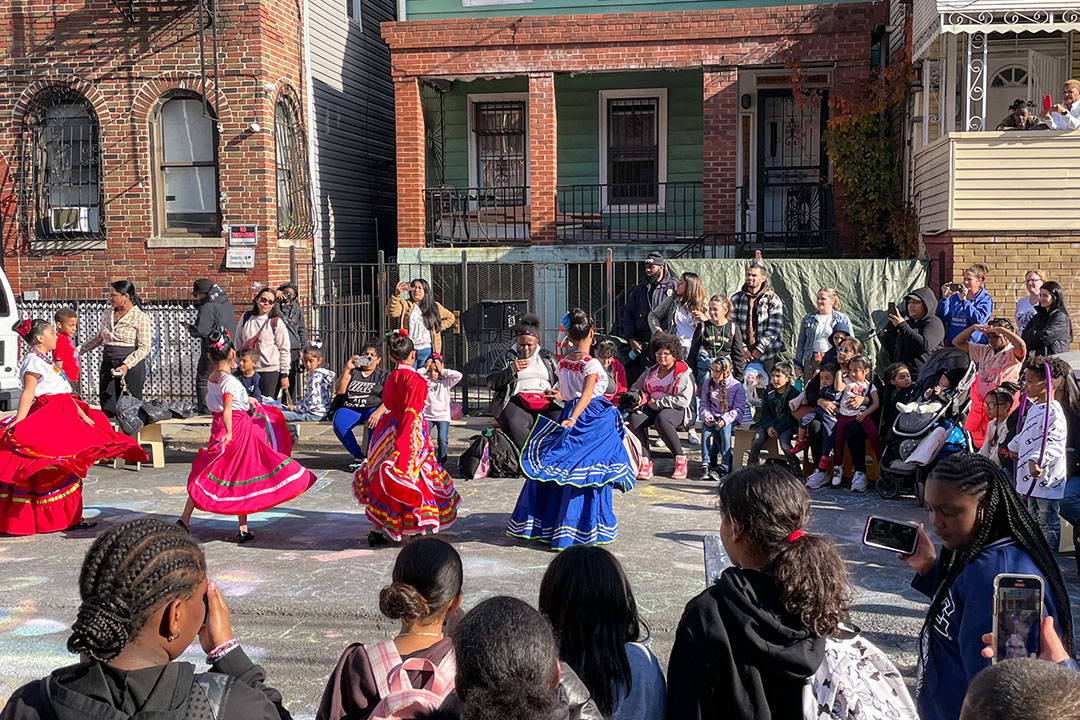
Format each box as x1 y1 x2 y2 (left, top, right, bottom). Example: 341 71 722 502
507 398 634 549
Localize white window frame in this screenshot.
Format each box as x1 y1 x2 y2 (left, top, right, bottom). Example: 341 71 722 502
598 88 668 212
466 92 530 199
462 0 532 6
346 0 361 27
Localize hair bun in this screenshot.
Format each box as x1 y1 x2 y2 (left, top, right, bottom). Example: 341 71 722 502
379 581 431 621
67 595 134 662
567 308 589 327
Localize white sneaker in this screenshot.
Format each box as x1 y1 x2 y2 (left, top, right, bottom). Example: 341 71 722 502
806 469 829 489
687 428 700 443
831 468 844 486
851 472 868 492
650 437 663 449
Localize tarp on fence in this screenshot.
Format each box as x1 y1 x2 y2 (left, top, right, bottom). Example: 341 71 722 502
666 258 933 367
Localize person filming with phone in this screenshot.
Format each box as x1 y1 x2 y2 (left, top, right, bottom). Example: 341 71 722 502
331 340 388 470
486 314 561 452
938 264 993 344
1044 79 1080 131
893 452 1073 720
882 287 945 374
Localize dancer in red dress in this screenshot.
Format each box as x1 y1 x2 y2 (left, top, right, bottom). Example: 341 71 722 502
179 329 317 543
0 319 147 535
354 331 459 545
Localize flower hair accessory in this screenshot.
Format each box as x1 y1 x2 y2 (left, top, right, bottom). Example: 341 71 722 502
785 529 804 544
309 338 323 349
385 329 409 339
430 352 443 361
13 319 32 338
209 326 231 350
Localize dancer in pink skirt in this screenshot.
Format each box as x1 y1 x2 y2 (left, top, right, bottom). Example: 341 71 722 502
179 329 316 543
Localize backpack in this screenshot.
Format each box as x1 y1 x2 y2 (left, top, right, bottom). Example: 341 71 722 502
803 627 918 720
365 640 456 720
458 428 520 480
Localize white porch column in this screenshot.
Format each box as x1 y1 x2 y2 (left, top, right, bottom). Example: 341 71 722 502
963 31 989 131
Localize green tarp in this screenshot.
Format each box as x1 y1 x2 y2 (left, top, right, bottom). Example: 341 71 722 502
666 258 933 368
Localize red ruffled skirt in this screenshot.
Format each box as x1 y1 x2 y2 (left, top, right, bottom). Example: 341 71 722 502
0 394 148 535
187 405 316 515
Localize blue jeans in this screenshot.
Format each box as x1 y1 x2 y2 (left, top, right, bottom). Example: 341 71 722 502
801 407 837 454
333 406 377 460
701 422 733 472
694 351 712 422
1059 476 1080 553
281 409 323 422
415 347 433 368
429 420 449 465
1027 496 1062 554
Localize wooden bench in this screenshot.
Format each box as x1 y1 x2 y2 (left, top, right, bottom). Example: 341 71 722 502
112 417 214 471
731 423 879 480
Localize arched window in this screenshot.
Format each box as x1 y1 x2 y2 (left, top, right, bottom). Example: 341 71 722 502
274 96 313 238
151 93 220 236
991 66 1028 88
24 91 103 240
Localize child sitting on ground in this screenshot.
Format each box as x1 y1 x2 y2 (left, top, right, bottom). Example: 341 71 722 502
747 362 800 472
233 347 264 399
53 308 80 388
698 355 746 481
424 353 463 467
979 383 1019 470
281 345 336 422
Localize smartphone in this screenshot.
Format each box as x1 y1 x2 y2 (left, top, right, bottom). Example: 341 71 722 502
356 355 373 368
992 573 1043 663
1044 94 1054 113
517 348 529 361
704 533 731 587
862 516 920 555
949 282 963 293
887 301 897 315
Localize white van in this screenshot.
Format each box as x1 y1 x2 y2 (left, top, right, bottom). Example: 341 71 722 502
0 270 20 411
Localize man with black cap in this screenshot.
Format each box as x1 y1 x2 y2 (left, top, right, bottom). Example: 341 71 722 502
187 279 235 413
620 252 677 382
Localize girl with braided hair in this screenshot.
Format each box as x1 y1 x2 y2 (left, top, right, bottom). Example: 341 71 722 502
0 319 147 535
0 518 291 719
899 452 1073 720
179 328 316 544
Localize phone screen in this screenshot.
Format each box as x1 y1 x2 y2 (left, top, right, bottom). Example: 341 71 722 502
704 533 731 587
994 574 1043 663
862 517 919 555
950 282 963 293
887 301 897 315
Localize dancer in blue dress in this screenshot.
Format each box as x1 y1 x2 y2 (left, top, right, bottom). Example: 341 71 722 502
508 308 635 549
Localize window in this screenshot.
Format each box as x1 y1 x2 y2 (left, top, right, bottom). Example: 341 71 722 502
152 94 219 236
25 92 103 240
346 0 361 26
274 97 313 238
991 66 1028 88
473 100 527 203
599 90 667 207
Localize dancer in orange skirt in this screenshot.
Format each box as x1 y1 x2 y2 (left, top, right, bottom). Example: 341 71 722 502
0 319 147 535
354 330 459 545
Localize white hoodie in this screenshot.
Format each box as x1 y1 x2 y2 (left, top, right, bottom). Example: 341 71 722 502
1007 399 1067 500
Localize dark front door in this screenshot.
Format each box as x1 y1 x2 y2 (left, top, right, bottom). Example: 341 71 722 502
756 90 828 240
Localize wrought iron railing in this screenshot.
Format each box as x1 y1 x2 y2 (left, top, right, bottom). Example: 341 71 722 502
556 181 703 242
673 230 841 259
425 186 531 246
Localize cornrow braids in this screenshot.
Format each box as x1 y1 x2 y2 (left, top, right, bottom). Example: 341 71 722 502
920 454 1074 665
67 518 206 662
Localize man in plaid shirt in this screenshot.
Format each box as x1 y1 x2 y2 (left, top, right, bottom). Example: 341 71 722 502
730 263 785 372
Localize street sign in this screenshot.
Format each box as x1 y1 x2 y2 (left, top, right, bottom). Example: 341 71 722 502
229 225 257 246
226 246 255 269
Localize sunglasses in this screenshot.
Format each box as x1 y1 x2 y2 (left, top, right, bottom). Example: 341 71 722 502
257 297 274 305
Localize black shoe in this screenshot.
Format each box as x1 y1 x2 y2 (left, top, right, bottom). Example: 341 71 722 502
71 520 97 530
367 530 388 547
236 529 255 544
349 459 364 472
176 519 188 531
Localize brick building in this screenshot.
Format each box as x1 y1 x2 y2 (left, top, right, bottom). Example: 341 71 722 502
384 0 887 270
0 0 315 303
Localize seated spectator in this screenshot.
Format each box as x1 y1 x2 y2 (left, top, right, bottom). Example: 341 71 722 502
595 339 627 406
996 98 1046 131
896 367 962 414
793 286 852 378
427 596 602 720
978 384 1019 469
954 319 1026 448
666 464 852 720
487 314 561 452
0 518 290 719
802 336 863 478
939 264 993 344
1043 79 1080 130
332 341 388 468
820 327 850 367
538 547 666 720
699 355 746 481
828 355 883 493
878 361 917 440
884 287 945 373
802 362 841 488
318 538 461 720
1022 280 1073 356
280 345 335 422
746 362 801 473
961 659 1080 720
627 333 695 481
689 294 746 382
897 453 1073 720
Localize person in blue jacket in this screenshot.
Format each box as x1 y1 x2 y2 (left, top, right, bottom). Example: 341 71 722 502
939 263 993 344
793 286 852 379
899 452 1073 720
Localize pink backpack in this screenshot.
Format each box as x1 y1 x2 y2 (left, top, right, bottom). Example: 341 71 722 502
365 640 456 720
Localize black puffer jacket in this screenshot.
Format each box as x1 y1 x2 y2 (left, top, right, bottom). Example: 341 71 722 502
191 285 236 350
883 286 945 373
1021 305 1072 356
485 345 559 417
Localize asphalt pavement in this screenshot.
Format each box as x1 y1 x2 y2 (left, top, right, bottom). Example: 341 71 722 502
0 423 1077 718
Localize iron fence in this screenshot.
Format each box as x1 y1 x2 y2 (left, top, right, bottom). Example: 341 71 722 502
556 181 703 242
17 298 201 404
673 230 841 259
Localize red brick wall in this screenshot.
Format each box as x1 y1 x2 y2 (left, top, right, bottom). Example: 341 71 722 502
382 3 886 249
0 0 311 302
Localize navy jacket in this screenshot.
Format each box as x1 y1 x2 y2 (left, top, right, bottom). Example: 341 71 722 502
620 271 677 344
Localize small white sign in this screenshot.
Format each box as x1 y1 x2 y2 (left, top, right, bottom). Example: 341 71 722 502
226 247 255 269
229 225 258 246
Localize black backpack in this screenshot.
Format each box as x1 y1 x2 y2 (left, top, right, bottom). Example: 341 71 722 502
458 428 520 479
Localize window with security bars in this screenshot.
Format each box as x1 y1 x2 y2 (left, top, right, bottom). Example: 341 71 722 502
152 94 220 236
274 97 314 238
26 93 103 240
474 101 526 205
607 97 659 205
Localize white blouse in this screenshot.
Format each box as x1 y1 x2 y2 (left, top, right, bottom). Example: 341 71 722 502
21 353 72 397
206 374 250 413
558 354 608 400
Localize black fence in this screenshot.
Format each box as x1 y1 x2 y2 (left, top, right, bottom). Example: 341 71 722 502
674 230 841 259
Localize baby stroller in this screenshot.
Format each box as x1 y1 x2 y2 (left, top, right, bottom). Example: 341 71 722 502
876 347 976 504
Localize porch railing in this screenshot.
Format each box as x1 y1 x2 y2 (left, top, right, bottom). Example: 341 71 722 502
425 186 530 247
674 230 841 259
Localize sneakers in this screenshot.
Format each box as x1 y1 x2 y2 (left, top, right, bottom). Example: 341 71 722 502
791 439 809 454
637 460 654 480
672 455 689 480
851 471 868 492
687 428 700 444
831 468 844 486
806 469 830 489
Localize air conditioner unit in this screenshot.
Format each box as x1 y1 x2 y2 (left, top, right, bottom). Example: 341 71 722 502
49 206 92 233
